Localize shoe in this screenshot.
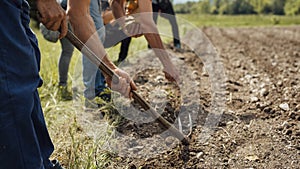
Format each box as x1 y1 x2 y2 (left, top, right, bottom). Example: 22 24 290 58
174 43 181 50
85 98 100 110
174 43 183 52
84 97 107 110
50 159 64 169
58 85 72 101
84 98 106 118
85 89 111 113
97 88 111 102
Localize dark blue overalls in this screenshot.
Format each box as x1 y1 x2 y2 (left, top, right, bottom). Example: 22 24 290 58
0 0 54 168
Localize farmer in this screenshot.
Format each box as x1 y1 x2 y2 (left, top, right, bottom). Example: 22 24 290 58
0 0 135 168
0 0 67 168
67 0 138 97
57 0 74 101
110 0 180 82
82 0 111 109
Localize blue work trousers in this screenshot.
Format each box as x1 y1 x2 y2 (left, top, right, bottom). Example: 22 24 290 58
0 0 54 168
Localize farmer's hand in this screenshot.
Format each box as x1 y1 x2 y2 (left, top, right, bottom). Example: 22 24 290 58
109 68 137 98
122 16 143 38
163 63 180 83
36 0 67 39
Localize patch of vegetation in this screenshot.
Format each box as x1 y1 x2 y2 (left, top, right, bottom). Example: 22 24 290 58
174 0 300 15
176 14 300 27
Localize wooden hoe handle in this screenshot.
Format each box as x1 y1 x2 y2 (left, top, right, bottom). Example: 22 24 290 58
65 30 189 145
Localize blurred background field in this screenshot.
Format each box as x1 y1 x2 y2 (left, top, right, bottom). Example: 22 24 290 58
30 0 300 168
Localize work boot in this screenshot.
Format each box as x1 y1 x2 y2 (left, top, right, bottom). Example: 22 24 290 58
58 85 72 101
50 159 64 169
174 43 181 50
97 87 112 102
173 39 182 52
85 98 99 110
84 98 106 118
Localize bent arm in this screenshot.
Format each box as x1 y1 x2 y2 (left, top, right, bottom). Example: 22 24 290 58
138 0 179 81
111 0 179 81
138 0 173 68
111 0 126 26
67 0 137 97
67 0 116 70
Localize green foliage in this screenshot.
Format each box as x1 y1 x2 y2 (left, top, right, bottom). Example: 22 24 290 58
227 0 256 14
173 4 189 14
284 0 300 15
193 0 211 14
271 16 281 24
271 0 286 15
173 1 198 14
174 0 300 15
177 14 300 27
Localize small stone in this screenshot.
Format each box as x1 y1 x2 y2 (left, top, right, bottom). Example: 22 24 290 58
196 152 204 158
279 103 290 111
154 75 164 82
245 154 259 161
260 88 269 97
277 81 283 87
128 146 144 153
250 96 259 103
189 152 197 156
282 121 290 128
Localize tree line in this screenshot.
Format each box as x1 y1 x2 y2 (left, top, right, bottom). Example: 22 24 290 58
174 0 300 15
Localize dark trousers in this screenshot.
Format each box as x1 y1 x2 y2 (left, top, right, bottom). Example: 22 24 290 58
152 2 181 46
103 23 131 63
118 37 132 62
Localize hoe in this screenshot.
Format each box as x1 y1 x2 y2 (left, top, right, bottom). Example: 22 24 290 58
65 28 191 145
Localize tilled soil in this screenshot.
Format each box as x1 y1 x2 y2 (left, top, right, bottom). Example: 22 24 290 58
101 26 300 168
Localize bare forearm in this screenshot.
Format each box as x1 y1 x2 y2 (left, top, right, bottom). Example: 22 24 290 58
140 14 172 67
145 33 173 67
111 0 126 26
65 0 136 97
67 0 116 71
